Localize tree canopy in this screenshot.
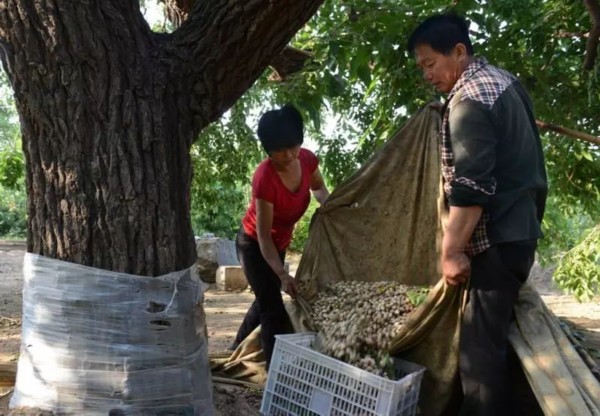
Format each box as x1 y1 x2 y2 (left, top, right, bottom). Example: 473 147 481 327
188 0 600 297
190 0 600 235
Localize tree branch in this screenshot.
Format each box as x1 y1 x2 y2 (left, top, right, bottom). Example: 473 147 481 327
555 31 590 39
160 0 314 82
168 0 325 131
536 120 600 146
583 0 600 70
268 46 314 81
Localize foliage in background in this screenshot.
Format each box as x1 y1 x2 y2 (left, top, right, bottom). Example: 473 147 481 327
554 224 600 301
0 146 24 189
189 100 264 238
289 198 320 253
0 70 26 238
537 196 596 264
0 71 19 149
0 186 26 238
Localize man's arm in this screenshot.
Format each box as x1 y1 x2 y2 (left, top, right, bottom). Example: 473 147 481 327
443 100 497 285
442 206 483 285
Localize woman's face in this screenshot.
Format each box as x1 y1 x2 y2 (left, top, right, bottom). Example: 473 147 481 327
269 145 301 168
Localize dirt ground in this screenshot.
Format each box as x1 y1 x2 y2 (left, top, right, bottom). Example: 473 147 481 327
0 243 598 415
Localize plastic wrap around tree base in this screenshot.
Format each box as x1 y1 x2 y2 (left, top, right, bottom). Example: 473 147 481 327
10 253 214 415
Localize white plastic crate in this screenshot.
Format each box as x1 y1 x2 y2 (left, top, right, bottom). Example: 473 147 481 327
261 333 425 416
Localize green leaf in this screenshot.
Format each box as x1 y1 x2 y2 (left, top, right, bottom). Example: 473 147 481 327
581 150 594 161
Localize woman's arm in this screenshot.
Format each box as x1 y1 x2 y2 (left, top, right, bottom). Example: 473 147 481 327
256 198 299 298
310 168 329 206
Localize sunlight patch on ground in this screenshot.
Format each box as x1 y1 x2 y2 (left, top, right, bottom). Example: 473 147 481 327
204 304 250 314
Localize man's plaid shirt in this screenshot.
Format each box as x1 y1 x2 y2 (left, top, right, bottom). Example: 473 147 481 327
441 57 518 256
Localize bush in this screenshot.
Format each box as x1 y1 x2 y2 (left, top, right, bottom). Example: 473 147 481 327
537 196 595 264
0 147 24 189
554 224 600 301
0 186 26 238
190 182 248 240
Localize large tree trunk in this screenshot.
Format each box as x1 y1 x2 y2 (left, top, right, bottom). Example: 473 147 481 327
0 0 324 413
4 1 197 275
0 0 324 275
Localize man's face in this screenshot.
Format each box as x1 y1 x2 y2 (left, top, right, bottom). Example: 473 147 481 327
414 44 463 94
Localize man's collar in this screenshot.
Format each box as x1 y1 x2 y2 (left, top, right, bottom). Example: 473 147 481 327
448 57 488 98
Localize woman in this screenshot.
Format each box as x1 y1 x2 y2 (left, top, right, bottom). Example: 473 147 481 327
231 104 329 366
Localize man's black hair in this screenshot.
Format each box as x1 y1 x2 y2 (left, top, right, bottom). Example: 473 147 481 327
407 13 474 56
257 104 304 153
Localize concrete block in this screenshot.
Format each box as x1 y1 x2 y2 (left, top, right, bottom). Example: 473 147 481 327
195 236 239 283
215 266 248 291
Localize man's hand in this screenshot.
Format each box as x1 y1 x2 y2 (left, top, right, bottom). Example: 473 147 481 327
441 206 482 286
442 251 471 286
279 273 299 299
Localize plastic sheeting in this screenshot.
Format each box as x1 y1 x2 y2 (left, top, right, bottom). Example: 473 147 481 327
10 253 213 415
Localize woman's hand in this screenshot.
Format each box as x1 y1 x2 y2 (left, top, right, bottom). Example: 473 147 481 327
278 272 299 299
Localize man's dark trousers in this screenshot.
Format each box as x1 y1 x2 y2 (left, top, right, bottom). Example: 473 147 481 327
459 240 537 416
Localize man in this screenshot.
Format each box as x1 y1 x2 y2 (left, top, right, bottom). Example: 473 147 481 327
408 14 548 415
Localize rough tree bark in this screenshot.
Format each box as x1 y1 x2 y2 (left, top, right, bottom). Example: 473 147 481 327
0 0 325 276
163 0 315 80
